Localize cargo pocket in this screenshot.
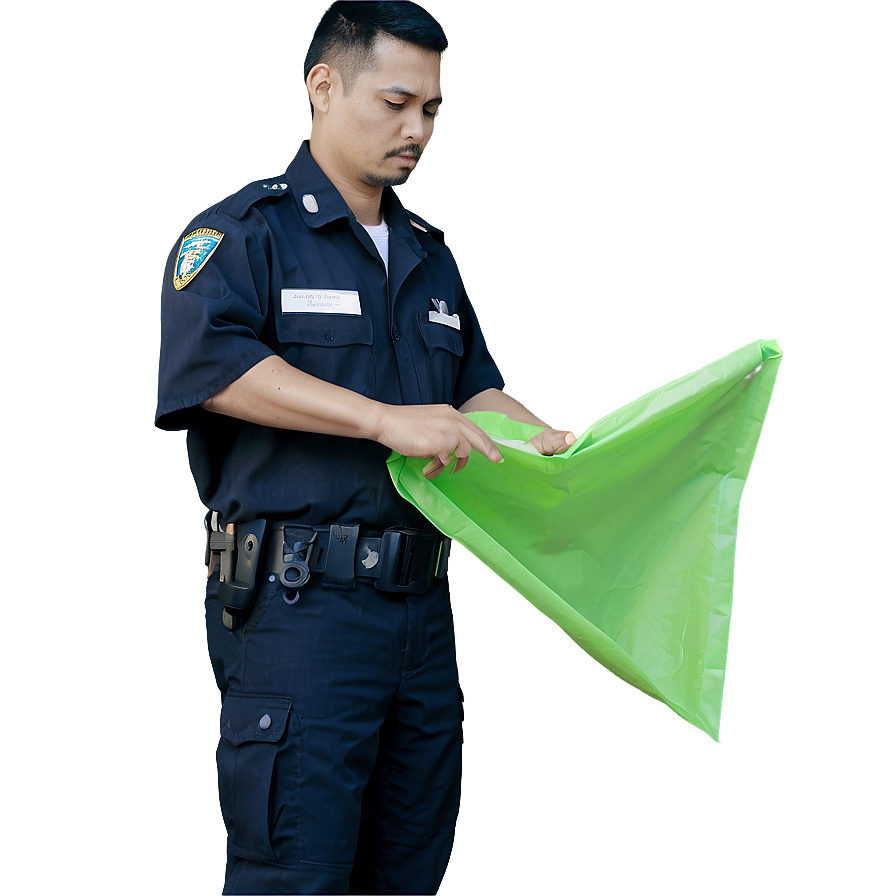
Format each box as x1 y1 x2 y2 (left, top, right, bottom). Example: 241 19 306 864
217 693 293 862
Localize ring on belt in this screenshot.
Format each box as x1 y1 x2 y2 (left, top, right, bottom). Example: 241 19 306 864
267 523 450 597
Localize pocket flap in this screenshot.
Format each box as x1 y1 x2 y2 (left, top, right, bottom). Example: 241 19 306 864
275 312 374 347
418 312 464 356
220 693 292 746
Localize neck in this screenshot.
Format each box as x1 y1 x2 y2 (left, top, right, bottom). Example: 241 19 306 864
309 135 384 226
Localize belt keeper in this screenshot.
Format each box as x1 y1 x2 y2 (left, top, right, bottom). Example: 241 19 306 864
323 524 360 587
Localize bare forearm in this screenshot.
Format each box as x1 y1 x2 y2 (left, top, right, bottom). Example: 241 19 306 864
201 356 383 440
201 356 502 474
458 387 550 428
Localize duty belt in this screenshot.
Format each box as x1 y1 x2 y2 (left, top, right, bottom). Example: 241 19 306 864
266 523 450 598
206 514 450 631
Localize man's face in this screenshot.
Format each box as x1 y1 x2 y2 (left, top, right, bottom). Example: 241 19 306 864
325 36 442 188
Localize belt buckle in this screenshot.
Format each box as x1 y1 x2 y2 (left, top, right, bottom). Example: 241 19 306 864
376 528 438 595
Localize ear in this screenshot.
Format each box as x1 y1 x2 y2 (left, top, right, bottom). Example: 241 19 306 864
307 63 336 115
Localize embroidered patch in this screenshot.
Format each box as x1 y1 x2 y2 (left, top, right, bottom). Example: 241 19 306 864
173 228 224 290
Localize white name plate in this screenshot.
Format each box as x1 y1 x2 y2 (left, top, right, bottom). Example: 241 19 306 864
281 289 362 315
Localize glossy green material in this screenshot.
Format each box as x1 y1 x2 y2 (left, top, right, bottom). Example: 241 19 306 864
387 340 782 740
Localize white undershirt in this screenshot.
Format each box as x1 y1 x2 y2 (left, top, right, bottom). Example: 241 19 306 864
361 220 390 269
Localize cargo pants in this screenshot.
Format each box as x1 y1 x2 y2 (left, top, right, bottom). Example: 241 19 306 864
205 558 464 895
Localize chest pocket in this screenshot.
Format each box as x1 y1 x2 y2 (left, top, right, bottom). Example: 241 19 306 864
275 313 376 397
417 312 464 405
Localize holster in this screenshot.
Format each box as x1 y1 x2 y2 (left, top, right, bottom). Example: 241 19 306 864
205 512 268 628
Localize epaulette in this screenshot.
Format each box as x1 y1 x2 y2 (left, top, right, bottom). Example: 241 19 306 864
212 178 292 221
407 210 445 244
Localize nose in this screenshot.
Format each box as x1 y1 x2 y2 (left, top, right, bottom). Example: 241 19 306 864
401 109 426 143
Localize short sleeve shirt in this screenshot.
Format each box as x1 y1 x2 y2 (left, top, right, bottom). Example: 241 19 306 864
156 142 504 527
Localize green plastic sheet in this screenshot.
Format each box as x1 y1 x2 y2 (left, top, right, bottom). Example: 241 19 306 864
387 339 782 740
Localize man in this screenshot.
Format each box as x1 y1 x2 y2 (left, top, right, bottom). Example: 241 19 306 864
156 3 574 893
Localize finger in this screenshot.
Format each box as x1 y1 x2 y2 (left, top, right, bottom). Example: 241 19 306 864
426 450 455 479
423 458 447 478
549 431 572 453
536 432 561 455
460 419 502 463
532 430 574 456
565 431 577 447
453 436 471 462
451 434 473 475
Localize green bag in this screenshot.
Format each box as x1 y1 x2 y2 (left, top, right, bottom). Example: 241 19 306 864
387 339 782 740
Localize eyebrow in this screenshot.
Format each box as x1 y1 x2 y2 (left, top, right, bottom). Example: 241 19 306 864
381 87 443 106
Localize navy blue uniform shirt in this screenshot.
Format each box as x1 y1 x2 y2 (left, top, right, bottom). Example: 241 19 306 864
156 142 504 526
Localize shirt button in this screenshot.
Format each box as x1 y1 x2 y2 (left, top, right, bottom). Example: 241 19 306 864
258 714 272 730
392 326 401 341
302 193 319 213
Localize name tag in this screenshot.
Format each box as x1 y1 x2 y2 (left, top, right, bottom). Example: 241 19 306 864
429 310 461 329
281 289 362 315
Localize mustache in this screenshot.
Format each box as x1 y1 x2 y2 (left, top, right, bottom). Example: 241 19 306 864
384 145 422 161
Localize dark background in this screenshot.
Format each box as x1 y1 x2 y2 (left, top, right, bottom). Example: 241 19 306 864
4 1 893 892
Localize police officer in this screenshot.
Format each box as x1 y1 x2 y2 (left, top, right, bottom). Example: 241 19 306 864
156 3 574 893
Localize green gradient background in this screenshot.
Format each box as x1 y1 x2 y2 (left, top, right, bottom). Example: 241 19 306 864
0 0 894 894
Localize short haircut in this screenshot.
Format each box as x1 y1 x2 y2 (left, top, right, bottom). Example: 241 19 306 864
304 1 448 94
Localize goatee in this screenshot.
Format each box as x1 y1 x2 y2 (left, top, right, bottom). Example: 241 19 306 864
363 170 414 187
364 145 423 186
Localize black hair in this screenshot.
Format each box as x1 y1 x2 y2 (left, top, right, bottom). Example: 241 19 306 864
304 1 448 93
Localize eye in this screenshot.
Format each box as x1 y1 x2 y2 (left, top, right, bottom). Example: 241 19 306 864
423 107 439 120
385 100 405 111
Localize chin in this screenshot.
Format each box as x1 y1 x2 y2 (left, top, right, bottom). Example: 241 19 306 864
363 169 413 188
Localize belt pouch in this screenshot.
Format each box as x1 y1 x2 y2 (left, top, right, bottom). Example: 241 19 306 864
323 524 359 588
376 528 438 594
218 519 268 612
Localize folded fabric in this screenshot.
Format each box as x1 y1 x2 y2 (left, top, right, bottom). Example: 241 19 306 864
387 339 782 740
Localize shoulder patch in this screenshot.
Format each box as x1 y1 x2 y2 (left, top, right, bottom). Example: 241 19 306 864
174 228 224 291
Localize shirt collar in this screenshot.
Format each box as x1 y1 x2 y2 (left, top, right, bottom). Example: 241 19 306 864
285 141 352 228
381 186 425 258
284 141 425 258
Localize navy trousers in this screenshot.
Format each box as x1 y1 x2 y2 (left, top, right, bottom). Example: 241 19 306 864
206 557 464 895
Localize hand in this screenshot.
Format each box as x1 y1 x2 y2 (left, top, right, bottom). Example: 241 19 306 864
374 403 502 478
527 428 576 456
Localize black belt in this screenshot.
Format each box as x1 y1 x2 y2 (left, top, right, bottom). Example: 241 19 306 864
266 523 450 597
